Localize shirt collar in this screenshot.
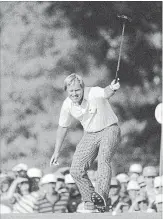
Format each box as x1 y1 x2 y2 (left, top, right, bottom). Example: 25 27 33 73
80 87 89 106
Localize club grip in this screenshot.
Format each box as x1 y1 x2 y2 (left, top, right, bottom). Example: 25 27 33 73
115 77 118 83
115 69 119 83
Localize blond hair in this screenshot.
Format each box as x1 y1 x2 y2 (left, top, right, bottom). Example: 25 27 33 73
63 73 85 91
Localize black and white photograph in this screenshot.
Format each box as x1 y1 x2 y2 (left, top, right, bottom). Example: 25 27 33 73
0 1 162 218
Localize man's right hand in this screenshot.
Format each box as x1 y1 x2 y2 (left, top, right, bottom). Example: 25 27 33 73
50 152 59 167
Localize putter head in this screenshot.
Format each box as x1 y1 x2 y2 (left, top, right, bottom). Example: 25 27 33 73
117 15 132 23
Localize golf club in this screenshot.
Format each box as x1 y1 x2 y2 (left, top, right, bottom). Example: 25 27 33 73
115 15 132 83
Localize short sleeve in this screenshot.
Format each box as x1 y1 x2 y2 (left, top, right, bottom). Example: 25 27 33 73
58 99 72 127
89 87 105 99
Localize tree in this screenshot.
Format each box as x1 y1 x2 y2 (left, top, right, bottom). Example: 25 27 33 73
0 2 161 173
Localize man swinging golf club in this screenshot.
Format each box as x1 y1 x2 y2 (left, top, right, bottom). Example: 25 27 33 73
50 73 121 212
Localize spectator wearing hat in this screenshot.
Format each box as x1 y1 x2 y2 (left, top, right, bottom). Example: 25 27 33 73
12 163 28 178
128 164 143 181
127 181 140 201
137 176 147 200
16 178 31 197
27 168 43 192
65 174 82 213
34 174 60 213
1 177 30 206
126 180 148 213
112 179 148 214
113 181 140 213
53 173 70 213
106 177 121 212
143 166 157 204
146 176 163 213
116 173 129 203
126 180 140 212
12 168 43 213
55 173 66 192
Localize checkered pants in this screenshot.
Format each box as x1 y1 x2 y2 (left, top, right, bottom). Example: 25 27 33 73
70 124 121 203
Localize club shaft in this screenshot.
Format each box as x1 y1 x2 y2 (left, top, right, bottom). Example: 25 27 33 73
115 22 126 82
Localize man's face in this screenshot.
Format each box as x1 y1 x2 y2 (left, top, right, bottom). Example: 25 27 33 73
155 186 163 195
120 182 127 192
128 189 139 201
17 170 27 178
129 173 139 181
139 186 146 198
109 185 120 196
67 81 84 104
42 182 56 195
18 181 30 195
66 183 79 194
56 181 65 191
144 176 155 188
30 177 40 192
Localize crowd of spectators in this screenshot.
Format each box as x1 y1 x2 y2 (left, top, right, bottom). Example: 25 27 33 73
0 163 162 214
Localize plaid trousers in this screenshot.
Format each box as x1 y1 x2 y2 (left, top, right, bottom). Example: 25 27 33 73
70 124 121 203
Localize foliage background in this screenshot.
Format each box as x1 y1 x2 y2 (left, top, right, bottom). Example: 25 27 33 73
0 2 162 174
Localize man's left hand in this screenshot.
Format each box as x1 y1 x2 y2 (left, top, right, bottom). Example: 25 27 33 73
110 79 120 91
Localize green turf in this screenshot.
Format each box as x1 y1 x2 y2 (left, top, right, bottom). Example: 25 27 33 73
1 213 162 219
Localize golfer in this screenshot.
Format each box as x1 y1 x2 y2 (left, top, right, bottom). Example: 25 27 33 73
50 73 121 212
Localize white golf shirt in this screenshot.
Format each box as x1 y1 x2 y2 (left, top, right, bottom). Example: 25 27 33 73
59 87 118 132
